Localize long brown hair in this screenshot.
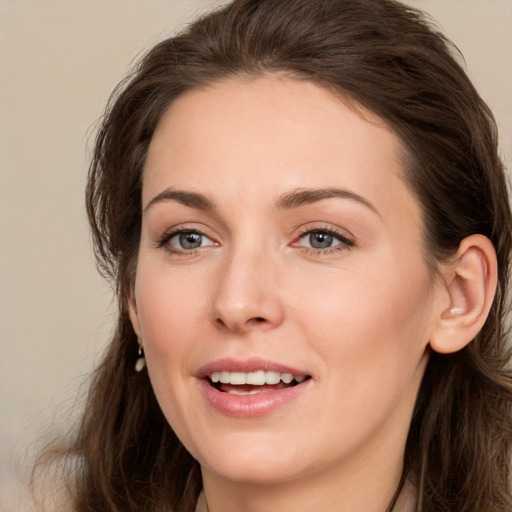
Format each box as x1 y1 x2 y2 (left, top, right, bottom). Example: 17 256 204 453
35 0 512 510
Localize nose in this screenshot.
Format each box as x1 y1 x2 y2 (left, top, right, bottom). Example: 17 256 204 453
210 246 285 334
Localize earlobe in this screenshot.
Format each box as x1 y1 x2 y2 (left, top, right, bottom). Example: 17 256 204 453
430 235 497 354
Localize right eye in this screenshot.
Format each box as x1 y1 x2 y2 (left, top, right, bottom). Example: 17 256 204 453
167 230 215 251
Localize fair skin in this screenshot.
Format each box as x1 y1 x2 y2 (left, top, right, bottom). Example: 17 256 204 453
129 75 497 512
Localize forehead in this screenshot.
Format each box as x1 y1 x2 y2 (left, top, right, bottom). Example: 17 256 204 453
143 75 418 225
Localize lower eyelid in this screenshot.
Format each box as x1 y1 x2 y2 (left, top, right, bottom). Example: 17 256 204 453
301 246 349 258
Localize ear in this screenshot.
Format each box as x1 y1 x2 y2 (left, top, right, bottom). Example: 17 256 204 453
430 234 498 354
127 286 142 338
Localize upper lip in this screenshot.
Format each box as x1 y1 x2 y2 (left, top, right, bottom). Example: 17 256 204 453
196 357 309 379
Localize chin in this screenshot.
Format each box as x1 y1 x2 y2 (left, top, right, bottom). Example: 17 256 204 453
204 458 303 486
192 434 308 485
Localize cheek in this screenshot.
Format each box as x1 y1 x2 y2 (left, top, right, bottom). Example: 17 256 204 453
293 256 434 381
286 260 434 454
134 264 208 368
133 264 210 437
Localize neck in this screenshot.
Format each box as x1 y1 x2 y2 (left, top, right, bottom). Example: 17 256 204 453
392 476 417 512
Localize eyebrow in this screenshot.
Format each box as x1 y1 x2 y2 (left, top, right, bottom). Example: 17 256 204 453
275 187 380 216
144 188 215 213
143 186 379 216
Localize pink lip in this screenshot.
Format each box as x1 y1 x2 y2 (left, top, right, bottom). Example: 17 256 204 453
197 378 312 417
196 357 308 378
196 358 312 418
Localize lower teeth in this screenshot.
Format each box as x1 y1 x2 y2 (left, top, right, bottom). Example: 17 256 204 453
227 388 273 396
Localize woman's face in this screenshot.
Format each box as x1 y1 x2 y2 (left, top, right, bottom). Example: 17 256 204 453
130 76 442 487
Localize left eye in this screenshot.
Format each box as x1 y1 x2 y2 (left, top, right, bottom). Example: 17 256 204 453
169 231 214 250
298 230 345 249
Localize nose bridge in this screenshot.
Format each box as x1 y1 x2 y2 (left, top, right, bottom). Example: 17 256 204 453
210 235 284 332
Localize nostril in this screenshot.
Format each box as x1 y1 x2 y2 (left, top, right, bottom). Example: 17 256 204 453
244 316 268 327
215 317 227 328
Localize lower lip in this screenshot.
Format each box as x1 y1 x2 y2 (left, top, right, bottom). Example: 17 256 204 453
197 379 312 417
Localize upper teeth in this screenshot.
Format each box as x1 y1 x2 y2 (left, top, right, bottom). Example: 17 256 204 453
210 371 305 386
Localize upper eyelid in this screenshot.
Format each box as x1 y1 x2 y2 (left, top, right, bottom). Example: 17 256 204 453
158 223 211 238
295 224 355 240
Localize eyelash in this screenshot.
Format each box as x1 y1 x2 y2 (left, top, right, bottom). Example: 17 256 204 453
156 226 355 257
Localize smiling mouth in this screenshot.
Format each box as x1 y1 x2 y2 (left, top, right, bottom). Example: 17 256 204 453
207 370 311 396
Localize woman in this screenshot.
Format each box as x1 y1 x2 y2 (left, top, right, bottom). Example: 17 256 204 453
36 0 512 510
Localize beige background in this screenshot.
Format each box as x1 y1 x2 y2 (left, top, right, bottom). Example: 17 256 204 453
1 1 511 510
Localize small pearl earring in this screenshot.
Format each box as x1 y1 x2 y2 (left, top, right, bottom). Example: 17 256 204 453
135 341 146 372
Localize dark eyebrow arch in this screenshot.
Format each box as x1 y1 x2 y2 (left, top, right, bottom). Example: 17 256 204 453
275 187 380 216
144 188 215 213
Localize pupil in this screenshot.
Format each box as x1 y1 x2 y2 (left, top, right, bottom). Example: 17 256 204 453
310 232 332 249
180 232 202 249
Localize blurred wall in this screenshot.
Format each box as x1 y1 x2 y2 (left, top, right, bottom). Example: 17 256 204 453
0 1 510 510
